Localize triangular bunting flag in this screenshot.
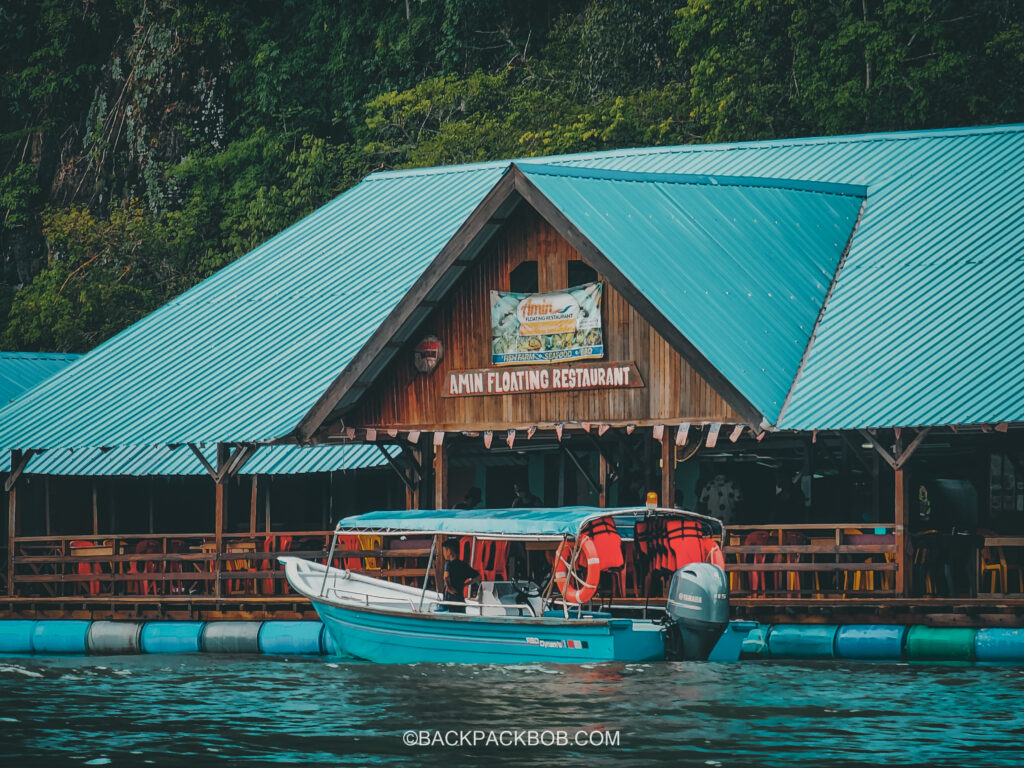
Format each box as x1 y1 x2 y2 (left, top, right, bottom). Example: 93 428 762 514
652 424 665 441
706 423 721 448
483 430 493 449
675 422 690 446
506 429 516 448
433 431 445 446
730 425 744 443
406 430 421 444
365 428 377 442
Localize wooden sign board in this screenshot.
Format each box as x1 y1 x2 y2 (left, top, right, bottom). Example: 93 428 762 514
443 361 643 398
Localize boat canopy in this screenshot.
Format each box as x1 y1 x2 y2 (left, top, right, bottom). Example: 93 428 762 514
334 506 637 539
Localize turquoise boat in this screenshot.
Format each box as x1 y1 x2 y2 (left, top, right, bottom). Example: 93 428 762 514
281 505 728 664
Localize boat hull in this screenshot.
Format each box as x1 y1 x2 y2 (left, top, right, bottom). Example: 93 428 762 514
311 597 665 664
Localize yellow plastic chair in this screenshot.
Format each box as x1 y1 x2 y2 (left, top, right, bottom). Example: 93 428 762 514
841 529 875 594
358 534 382 571
980 547 1024 594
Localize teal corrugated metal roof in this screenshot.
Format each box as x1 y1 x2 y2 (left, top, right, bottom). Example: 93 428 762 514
24 442 394 477
0 168 506 450
0 123 1022 445
0 352 79 404
517 165 863 422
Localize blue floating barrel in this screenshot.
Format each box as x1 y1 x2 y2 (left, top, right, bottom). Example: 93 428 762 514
258 621 325 655
87 621 143 654
739 624 770 658
201 621 262 654
32 620 91 654
904 626 976 662
835 625 907 661
975 628 1024 663
140 622 205 654
0 620 37 653
767 624 838 659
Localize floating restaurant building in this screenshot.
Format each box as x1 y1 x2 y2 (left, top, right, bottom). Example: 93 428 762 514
1 124 1023 625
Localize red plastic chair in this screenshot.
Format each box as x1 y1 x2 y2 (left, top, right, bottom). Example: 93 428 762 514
165 539 186 594
775 531 807 596
261 535 292 595
128 539 161 595
481 540 509 581
70 540 102 596
743 530 773 594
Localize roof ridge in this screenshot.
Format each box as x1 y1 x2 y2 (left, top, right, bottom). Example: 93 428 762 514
366 123 1024 181
515 162 868 198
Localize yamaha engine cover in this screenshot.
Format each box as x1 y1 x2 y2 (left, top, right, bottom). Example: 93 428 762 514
665 562 730 660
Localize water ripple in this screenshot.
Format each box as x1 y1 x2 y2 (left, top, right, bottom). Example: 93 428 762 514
1 654 1022 766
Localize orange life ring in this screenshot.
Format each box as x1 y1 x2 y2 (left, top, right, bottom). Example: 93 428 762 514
554 536 601 604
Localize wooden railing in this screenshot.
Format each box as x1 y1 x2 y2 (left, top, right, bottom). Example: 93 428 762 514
722 523 902 598
8 523 907 602
8 531 437 599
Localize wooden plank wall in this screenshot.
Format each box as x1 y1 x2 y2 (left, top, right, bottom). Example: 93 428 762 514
348 207 740 431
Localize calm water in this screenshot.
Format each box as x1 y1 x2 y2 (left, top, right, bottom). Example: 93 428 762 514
2 654 1022 767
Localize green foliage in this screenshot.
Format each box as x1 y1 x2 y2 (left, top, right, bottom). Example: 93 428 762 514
1 0 1023 352
2 201 166 351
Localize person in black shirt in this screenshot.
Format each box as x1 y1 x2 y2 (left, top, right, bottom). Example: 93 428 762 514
440 539 480 613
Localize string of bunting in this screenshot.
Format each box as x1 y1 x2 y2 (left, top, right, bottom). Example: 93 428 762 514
329 421 757 447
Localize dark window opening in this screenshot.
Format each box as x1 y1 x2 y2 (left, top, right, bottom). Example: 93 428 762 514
510 260 538 293
568 260 597 287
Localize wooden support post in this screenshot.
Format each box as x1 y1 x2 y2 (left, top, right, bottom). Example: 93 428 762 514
402 447 422 510
214 443 229 599
434 440 448 510
661 433 673 508
7 450 20 596
893 433 909 596
92 481 99 536
895 466 909 596
598 452 609 508
249 475 258 535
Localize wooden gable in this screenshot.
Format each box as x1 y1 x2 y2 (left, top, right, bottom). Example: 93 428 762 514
344 206 740 432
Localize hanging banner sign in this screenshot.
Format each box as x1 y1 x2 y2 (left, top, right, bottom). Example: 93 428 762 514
490 282 603 365
442 361 643 398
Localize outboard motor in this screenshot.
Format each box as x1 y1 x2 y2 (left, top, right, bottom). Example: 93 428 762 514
665 562 729 660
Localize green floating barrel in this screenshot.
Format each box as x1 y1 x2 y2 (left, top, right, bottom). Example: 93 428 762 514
766 625 838 659
904 626 976 662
